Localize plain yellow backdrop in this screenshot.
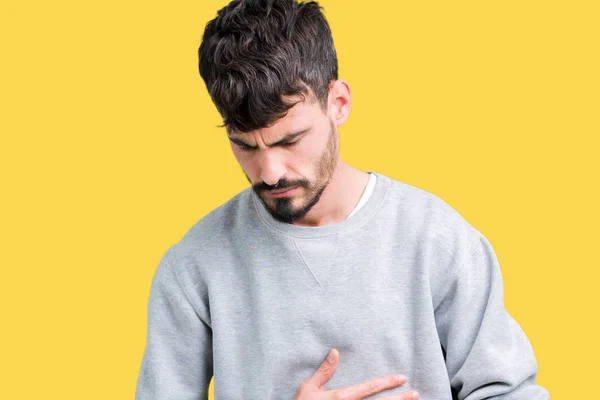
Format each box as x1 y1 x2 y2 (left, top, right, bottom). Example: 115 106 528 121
1 0 598 398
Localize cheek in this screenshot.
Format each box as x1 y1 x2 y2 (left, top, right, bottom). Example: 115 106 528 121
288 147 312 171
302 138 328 164
232 151 257 176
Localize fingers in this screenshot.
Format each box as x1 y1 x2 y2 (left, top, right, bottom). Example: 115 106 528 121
305 348 339 389
332 374 407 400
378 390 420 400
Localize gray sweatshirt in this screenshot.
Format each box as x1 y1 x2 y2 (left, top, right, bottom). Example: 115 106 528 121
135 172 549 399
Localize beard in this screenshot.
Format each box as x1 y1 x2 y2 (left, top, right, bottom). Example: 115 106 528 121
250 121 339 223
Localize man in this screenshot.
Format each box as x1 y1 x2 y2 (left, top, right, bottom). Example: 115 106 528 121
136 0 550 399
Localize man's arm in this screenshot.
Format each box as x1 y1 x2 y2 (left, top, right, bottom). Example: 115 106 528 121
434 232 549 400
136 248 213 400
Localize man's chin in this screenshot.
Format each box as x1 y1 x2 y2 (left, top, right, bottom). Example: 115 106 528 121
259 194 295 209
260 198 306 223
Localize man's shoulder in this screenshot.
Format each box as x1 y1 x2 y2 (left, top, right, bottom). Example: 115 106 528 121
169 187 255 260
378 172 481 242
381 173 467 217
378 173 488 303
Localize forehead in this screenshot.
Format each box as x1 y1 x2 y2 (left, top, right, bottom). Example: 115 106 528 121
228 95 326 137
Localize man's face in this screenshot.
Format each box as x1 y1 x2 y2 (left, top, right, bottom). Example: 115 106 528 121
228 97 339 223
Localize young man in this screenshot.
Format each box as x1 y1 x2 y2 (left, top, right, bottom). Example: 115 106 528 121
135 1 550 399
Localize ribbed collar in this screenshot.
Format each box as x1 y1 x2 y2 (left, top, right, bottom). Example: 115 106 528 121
251 171 391 239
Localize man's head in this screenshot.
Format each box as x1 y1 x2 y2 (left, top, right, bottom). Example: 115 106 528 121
198 0 337 132
198 0 351 223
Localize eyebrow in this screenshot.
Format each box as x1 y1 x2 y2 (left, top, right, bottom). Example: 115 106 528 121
228 128 310 148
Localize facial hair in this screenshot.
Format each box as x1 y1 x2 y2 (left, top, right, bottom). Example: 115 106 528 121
250 121 339 223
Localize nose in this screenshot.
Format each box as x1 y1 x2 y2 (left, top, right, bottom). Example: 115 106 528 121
259 149 287 186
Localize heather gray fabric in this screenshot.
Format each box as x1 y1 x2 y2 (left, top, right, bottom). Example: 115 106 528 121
135 172 549 400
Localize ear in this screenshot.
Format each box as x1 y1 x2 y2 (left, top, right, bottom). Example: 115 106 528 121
328 79 352 127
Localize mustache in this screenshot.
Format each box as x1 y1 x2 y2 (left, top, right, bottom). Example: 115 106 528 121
253 179 310 192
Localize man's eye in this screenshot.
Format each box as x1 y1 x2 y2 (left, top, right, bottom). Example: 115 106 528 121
237 144 255 152
282 141 299 147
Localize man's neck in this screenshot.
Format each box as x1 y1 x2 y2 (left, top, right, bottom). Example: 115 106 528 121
291 161 370 227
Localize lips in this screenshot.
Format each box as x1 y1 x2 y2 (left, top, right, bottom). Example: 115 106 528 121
268 186 299 197
270 187 296 194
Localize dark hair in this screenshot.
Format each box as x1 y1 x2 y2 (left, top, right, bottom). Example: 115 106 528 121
198 0 338 132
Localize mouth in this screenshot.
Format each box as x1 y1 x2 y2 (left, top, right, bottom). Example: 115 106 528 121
267 186 299 198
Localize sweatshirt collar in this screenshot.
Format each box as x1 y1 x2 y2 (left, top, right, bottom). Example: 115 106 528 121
251 171 391 238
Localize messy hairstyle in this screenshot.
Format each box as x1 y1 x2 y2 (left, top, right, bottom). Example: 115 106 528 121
198 0 338 132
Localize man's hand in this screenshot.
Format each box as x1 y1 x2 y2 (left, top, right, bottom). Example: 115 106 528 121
293 348 419 400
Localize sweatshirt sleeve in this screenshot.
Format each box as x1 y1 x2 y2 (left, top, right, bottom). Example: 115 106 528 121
433 232 550 400
135 249 213 400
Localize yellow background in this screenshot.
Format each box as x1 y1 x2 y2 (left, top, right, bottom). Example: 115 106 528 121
1 0 598 398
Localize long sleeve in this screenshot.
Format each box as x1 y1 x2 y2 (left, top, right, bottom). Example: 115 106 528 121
434 232 550 400
135 249 213 400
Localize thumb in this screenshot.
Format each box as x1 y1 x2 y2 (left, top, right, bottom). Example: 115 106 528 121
306 348 339 389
